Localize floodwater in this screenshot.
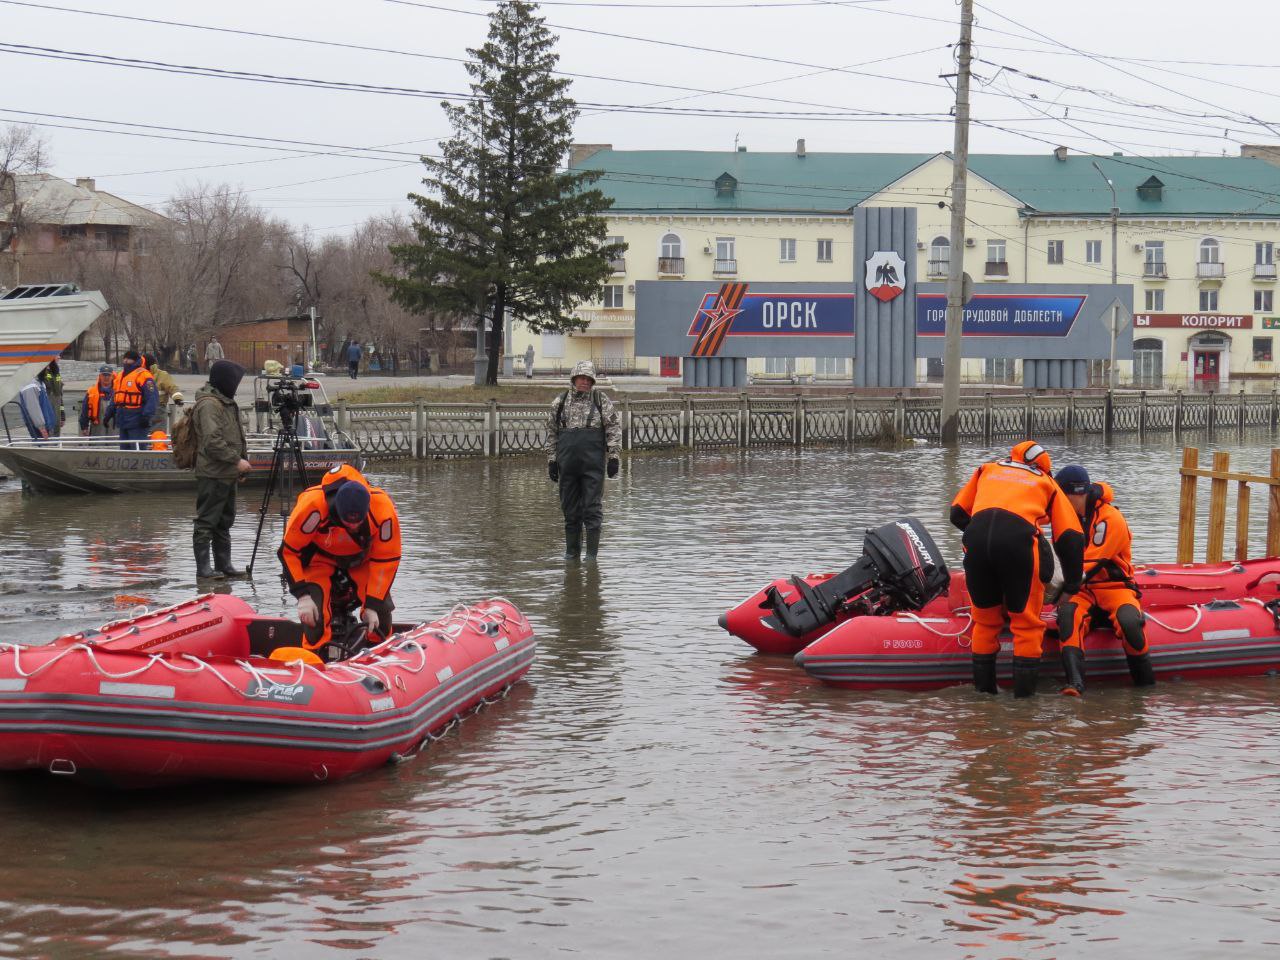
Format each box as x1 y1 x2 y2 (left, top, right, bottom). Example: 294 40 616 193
0 437 1279 958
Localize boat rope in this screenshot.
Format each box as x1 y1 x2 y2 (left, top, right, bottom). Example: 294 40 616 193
898 610 974 638
389 682 516 765
1142 605 1205 634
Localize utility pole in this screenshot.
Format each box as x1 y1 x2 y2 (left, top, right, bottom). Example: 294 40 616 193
940 0 974 445
1092 160 1120 389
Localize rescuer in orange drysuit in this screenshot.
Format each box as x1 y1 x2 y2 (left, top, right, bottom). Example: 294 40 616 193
278 464 401 656
1053 466 1157 695
950 440 1085 697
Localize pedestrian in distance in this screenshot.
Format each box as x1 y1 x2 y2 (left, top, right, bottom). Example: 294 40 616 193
204 336 225 372
16 378 55 439
950 440 1084 698
347 340 361 379
79 365 115 436
36 361 63 436
107 350 158 450
186 344 199 375
1053 465 1156 695
546 360 622 561
524 343 535 379
191 359 251 580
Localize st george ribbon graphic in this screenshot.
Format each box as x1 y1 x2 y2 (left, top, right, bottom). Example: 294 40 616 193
687 283 855 357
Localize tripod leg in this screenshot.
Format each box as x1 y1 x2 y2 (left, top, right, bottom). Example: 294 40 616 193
247 432 289 578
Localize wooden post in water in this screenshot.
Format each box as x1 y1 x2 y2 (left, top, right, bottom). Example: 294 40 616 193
1268 448 1280 557
1177 447 1199 565
1236 473 1251 562
1205 451 1230 563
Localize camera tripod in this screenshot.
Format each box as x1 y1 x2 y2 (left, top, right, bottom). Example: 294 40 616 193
246 407 310 579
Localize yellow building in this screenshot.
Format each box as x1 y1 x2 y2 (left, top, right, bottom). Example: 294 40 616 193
510 143 1280 389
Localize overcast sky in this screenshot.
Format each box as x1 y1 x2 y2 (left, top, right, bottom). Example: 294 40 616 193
6 0 1278 234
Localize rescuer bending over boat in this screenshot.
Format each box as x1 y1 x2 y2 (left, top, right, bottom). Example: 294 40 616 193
950 440 1085 697
279 465 401 658
1053 465 1157 695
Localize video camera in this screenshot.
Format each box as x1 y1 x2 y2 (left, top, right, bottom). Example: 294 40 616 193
764 517 951 637
255 376 315 423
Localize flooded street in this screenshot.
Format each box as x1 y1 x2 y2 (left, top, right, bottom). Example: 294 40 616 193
1 438 1279 957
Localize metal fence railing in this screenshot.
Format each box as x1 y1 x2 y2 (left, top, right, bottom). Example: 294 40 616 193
332 390 1280 460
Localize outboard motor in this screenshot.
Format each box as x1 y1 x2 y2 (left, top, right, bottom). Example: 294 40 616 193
764 517 950 637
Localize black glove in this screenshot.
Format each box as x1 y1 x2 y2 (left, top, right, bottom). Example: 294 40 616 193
607 456 619 479
548 461 559 482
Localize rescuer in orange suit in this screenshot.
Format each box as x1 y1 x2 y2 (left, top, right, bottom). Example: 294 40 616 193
1053 466 1157 695
278 464 401 656
950 440 1085 697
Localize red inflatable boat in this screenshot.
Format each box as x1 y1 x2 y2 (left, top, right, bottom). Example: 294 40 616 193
725 557 1280 656
0 594 536 786
795 598 1280 691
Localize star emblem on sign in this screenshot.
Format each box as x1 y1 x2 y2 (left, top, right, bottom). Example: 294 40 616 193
697 297 742 337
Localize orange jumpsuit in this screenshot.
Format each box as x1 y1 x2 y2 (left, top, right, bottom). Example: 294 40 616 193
1057 482 1146 656
951 441 1085 660
278 466 401 652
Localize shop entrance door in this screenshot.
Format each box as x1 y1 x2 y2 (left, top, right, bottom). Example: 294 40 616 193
1193 350 1221 386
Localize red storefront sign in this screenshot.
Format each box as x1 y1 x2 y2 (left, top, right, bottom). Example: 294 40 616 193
1134 313 1253 329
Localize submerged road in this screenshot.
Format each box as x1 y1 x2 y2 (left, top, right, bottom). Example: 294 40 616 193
0 438 1277 957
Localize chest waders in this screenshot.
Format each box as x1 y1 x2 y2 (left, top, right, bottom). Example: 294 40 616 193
556 391 606 560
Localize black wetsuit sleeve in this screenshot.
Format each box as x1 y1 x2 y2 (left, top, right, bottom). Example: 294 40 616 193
949 505 971 531
1053 530 1086 592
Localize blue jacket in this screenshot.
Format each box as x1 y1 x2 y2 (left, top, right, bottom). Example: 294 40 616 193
347 344 362 363
17 380 56 439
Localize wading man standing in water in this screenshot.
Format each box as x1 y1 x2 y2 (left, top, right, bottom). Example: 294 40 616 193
546 361 621 561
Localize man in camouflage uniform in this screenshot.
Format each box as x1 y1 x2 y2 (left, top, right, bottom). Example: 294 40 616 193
546 360 622 561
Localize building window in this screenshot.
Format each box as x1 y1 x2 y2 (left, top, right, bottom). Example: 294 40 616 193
986 239 1007 263
779 238 796 262
764 356 794 375
814 356 848 377
1085 239 1102 264
1256 290 1274 313
1200 288 1219 311
603 285 624 309
1254 337 1274 362
1199 237 1220 264
1258 242 1275 266
1145 289 1164 311
542 331 565 359
606 235 626 273
1134 338 1164 388
1047 239 1064 264
1144 240 1165 277
660 233 682 259
714 237 736 273
985 357 1016 383
929 236 950 275
816 239 833 262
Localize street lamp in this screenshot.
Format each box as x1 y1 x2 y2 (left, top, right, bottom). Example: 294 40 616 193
1092 160 1120 389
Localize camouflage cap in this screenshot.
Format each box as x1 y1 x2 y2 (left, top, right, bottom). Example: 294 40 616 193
570 360 597 384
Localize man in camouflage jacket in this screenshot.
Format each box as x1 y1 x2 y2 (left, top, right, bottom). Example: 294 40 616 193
546 360 622 560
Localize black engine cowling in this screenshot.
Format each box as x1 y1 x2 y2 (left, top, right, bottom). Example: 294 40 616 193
764 517 950 637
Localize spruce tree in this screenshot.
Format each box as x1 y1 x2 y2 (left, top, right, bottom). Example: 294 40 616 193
379 0 621 385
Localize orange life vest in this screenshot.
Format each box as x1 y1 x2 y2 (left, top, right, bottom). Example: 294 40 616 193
85 383 110 424
149 430 169 451
1084 482 1135 583
114 367 155 410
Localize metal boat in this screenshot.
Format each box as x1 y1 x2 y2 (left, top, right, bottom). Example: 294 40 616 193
0 375 362 494
0 283 108 408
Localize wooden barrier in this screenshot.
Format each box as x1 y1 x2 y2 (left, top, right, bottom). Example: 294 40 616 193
1176 447 1280 563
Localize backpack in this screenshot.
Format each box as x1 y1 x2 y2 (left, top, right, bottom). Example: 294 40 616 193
171 396 216 469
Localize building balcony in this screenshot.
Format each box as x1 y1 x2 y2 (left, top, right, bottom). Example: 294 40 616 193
983 261 1009 278
1255 263 1277 281
657 256 684 277
1143 262 1168 279
713 258 738 275
609 257 626 275
1197 261 1225 281
927 259 950 278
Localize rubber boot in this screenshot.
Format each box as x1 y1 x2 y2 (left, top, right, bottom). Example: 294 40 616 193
584 528 601 562
194 540 220 580
564 525 582 561
212 542 243 578
1012 656 1040 698
972 652 998 694
1060 646 1086 697
1126 653 1157 687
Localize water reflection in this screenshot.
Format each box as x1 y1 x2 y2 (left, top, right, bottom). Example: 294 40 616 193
2 440 1280 956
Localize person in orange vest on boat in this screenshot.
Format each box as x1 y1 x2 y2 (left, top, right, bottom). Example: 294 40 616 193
950 440 1085 697
79 365 115 436
1053 466 1157 695
278 465 401 656
107 350 158 450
